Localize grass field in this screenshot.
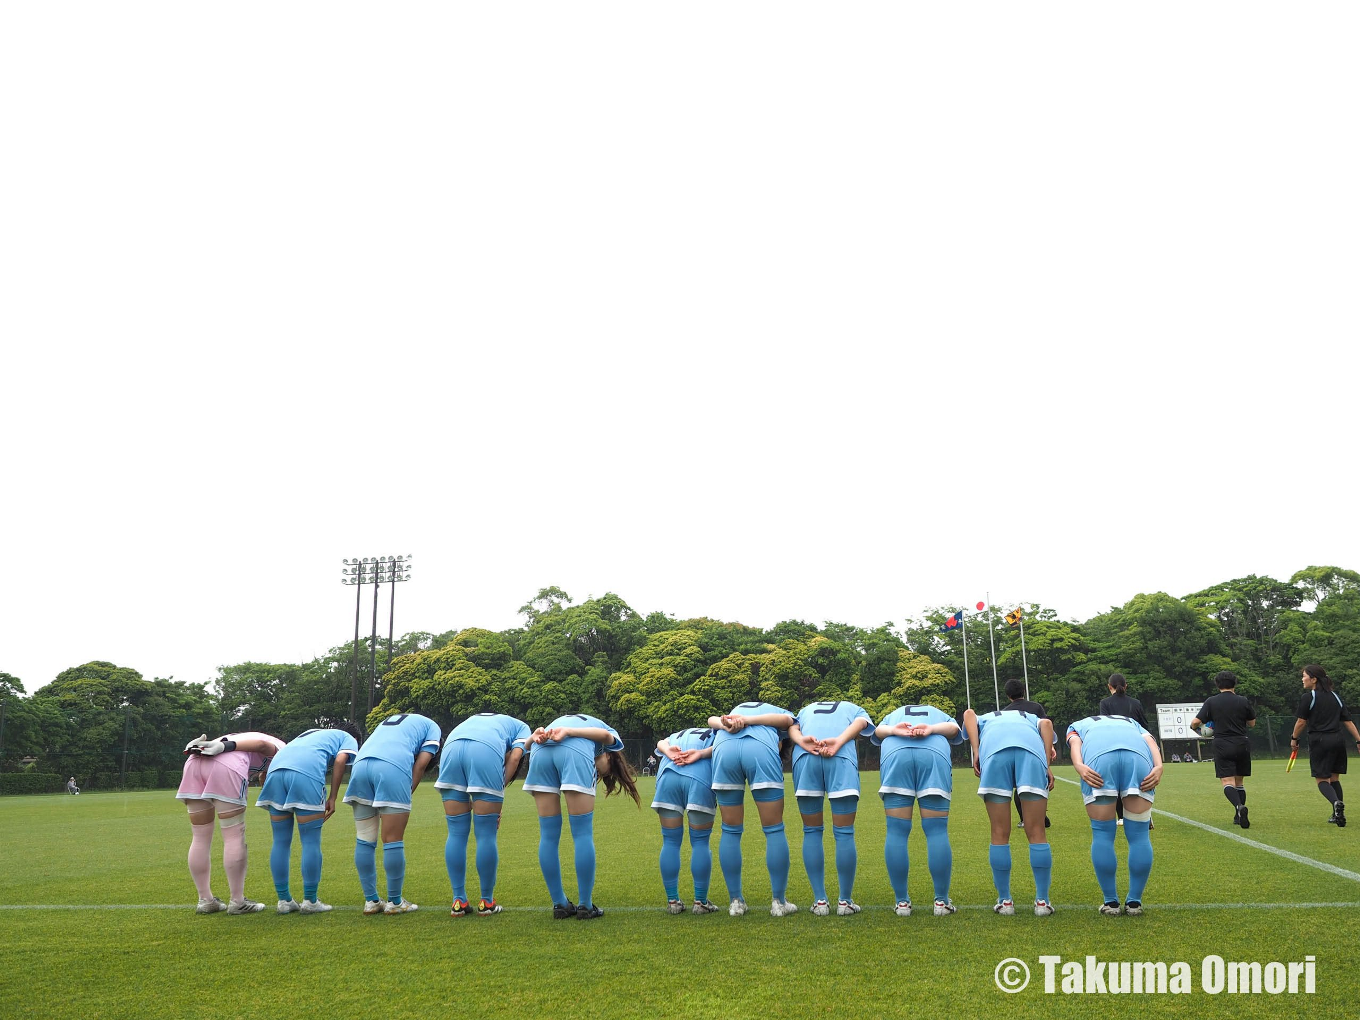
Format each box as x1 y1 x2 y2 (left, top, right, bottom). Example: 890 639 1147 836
3 765 1358 1019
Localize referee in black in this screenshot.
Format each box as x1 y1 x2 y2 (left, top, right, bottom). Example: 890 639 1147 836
1099 673 1152 829
1192 670 1256 829
1001 678 1054 828
1290 664 1360 827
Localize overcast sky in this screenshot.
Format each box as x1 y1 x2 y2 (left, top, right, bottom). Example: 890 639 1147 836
2 4 1356 694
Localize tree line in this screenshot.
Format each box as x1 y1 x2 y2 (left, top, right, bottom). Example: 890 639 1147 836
3 567 1357 782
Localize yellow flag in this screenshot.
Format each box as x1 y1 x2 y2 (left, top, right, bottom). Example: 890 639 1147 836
1004 607 1023 627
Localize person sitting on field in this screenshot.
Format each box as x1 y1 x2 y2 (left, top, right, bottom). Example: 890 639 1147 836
66 777 80 795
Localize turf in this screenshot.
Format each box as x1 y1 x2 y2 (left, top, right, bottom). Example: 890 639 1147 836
2 765 1357 1019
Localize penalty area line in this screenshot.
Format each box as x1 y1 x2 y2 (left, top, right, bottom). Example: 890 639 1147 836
1053 774 1360 884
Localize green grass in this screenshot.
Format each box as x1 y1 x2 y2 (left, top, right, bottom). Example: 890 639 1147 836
3 766 1358 1019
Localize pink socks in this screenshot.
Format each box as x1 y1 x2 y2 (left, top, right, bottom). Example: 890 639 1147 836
221 822 248 902
188 822 215 900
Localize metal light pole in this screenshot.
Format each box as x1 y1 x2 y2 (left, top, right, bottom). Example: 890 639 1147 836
341 555 413 736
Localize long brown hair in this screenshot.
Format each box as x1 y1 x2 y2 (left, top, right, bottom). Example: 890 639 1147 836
599 749 640 805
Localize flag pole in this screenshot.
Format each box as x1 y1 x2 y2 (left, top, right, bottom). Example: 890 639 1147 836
986 592 1000 710
1019 613 1030 700
960 609 972 711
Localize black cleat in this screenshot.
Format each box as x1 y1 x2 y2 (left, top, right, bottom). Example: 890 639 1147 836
1232 807 1241 826
1238 806 1250 829
552 900 577 919
1336 801 1346 828
576 904 604 920
1044 815 1051 829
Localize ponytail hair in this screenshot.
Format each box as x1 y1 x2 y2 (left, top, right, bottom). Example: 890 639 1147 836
1303 664 1334 692
1108 673 1127 693
600 749 640 805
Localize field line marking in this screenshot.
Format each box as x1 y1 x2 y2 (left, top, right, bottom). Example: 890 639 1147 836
1052 774 1360 884
4 901 1360 912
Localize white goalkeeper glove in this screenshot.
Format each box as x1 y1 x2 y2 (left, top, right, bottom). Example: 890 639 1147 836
196 737 237 756
183 734 209 755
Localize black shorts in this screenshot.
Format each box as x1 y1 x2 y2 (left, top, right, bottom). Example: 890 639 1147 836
1309 733 1348 779
1213 737 1251 778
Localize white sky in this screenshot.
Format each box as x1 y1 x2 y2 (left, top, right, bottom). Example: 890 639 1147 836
2 4 1356 694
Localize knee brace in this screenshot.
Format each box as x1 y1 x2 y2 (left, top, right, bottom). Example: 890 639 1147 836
1123 807 1152 823
218 811 245 828
355 814 380 843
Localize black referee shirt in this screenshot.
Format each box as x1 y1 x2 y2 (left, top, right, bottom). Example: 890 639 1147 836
1003 699 1048 718
1099 693 1148 729
1296 690 1352 735
1196 691 1255 738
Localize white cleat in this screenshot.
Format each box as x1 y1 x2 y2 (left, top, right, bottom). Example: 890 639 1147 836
1098 901 1121 917
894 901 913 917
277 899 301 914
1034 899 1055 917
836 900 862 916
811 900 830 916
728 898 748 917
666 899 686 914
691 900 719 914
226 898 266 915
1124 901 1144 916
770 899 798 917
384 899 419 914
933 900 957 916
299 899 333 914
195 896 227 914
993 899 1016 916
362 899 389 915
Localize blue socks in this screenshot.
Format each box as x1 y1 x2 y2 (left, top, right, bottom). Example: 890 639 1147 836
921 815 951 902
1030 842 1052 903
569 812 596 908
355 838 379 902
269 816 293 900
660 825 684 900
473 813 500 902
885 816 912 902
382 841 406 903
537 815 567 906
989 843 1012 901
719 823 744 901
690 825 713 902
1124 819 1152 903
1090 818 1119 902
833 825 856 902
297 817 323 902
802 824 826 902
763 823 790 901
445 813 472 902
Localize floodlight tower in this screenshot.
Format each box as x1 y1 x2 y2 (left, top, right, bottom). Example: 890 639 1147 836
340 555 413 734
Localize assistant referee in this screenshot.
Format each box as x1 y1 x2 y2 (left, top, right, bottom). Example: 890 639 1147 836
1291 664 1360 828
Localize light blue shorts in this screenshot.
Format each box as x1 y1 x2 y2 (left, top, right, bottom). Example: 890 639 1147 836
436 740 506 801
256 767 327 814
343 758 413 812
977 746 1049 800
879 748 954 802
712 739 784 794
792 755 861 800
523 743 597 796
1080 749 1156 805
652 771 717 816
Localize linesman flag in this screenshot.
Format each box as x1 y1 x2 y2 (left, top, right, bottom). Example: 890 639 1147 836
940 610 964 632
1005 607 1023 628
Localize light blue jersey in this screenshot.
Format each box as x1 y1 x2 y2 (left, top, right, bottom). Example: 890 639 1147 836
355 712 442 772
270 727 360 781
711 702 792 756
1066 715 1153 770
976 710 1047 764
872 704 964 764
656 727 716 786
793 700 874 766
446 713 532 757
541 714 624 764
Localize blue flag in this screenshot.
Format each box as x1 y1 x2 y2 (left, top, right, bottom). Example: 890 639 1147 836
940 610 964 632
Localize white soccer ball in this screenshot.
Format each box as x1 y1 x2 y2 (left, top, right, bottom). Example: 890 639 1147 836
1199 724 1214 738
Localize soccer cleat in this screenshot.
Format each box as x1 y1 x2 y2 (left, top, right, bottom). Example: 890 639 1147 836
836 900 862 916
1044 815 1051 828
1124 901 1144 916
298 899 332 914
362 899 388 915
1098 901 1121 917
1149 819 1155 831
933 900 957 916
1336 802 1347 828
1116 818 1123 827
276 899 301 914
666 899 686 915
1328 811 1338 824
993 899 1015 916
1238 806 1250 829
383 899 418 914
576 904 604 920
894 901 913 917
811 900 830 916
477 899 502 916
1034 900 1054 917
769 899 798 917
450 898 469 917
552 900 578 920
692 899 719 914
1232 807 1241 826
195 896 227 914
226 898 265 915
728 898 748 917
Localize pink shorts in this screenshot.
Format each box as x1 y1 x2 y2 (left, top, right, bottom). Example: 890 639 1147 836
176 755 250 806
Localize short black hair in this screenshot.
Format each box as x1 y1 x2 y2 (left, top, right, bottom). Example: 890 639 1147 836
1004 678 1027 700
1214 670 1238 689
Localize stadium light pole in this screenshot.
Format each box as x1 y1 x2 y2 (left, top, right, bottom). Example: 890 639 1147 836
341 555 412 735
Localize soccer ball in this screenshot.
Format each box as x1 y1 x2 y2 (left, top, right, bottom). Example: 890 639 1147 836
1199 724 1214 738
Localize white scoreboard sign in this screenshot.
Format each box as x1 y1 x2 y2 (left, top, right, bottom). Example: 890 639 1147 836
1157 703 1204 741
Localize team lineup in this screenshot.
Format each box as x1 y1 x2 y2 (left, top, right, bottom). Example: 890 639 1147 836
174 665 1356 920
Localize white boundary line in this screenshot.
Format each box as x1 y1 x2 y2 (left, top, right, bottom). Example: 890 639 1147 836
3 901 1359 912
1053 774 1360 884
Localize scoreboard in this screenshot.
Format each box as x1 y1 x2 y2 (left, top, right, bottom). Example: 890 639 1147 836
1156 702 1204 741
